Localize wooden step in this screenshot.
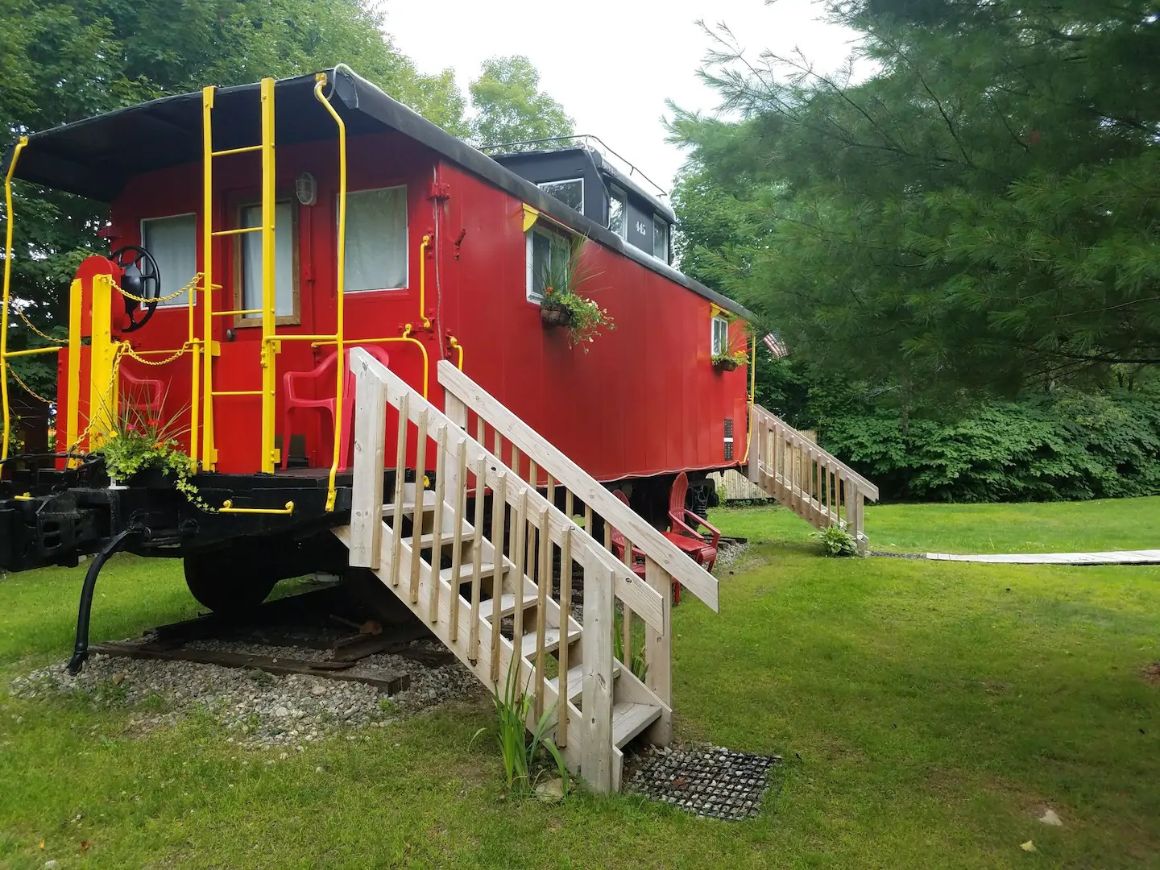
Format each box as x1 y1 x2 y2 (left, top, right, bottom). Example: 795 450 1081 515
440 561 511 584
382 488 437 515
416 525 473 549
477 592 538 622
520 624 581 658
611 701 662 749
547 661 622 702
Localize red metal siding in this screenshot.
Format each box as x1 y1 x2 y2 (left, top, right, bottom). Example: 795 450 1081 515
58 132 748 481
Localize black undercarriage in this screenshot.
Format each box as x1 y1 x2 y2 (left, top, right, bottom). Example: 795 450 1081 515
0 457 395 574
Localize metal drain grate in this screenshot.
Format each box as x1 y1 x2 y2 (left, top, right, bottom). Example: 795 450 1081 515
625 745 780 820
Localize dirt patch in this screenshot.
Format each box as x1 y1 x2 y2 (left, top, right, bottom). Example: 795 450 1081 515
1142 662 1160 685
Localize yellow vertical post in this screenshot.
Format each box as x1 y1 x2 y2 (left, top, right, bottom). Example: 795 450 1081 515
314 73 346 511
188 229 200 465
200 85 217 469
259 76 278 474
65 278 82 460
86 275 118 449
1 136 29 462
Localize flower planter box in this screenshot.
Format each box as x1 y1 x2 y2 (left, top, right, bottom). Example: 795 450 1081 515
712 357 741 372
540 303 572 329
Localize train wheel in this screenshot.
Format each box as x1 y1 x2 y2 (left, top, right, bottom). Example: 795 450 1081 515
183 548 278 616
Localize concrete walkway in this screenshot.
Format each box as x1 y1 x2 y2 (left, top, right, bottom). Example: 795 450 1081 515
926 550 1160 565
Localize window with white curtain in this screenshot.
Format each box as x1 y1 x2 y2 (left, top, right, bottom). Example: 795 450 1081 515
239 201 296 318
140 214 197 307
343 186 408 292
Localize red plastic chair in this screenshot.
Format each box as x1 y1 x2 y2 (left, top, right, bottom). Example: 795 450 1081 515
119 367 164 428
280 345 390 470
666 471 721 572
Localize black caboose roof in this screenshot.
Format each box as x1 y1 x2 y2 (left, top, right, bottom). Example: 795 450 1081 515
4 67 752 320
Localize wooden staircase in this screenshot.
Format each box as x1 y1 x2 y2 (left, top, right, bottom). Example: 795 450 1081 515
747 404 880 551
333 350 720 793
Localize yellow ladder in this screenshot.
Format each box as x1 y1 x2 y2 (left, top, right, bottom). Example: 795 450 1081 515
200 78 278 473
201 74 347 512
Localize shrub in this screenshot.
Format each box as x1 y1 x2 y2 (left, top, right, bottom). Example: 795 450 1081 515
817 388 1160 502
814 525 857 557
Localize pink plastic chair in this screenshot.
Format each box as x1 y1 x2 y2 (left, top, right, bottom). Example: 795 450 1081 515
280 345 390 470
609 489 683 605
119 367 164 428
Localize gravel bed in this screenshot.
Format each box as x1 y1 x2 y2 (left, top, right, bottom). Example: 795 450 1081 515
10 638 483 749
625 745 780 820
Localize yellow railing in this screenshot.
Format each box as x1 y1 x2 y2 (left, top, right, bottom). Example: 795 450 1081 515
1 136 30 461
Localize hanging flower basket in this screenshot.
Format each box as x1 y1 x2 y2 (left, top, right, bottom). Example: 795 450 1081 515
540 302 572 329
713 357 740 372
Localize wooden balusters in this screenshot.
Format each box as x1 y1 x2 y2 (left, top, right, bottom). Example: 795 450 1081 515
469 453 486 663
389 394 409 585
557 526 573 748
510 486 527 659
407 409 428 604
448 438 467 642
427 423 447 617
488 470 506 682
533 503 549 719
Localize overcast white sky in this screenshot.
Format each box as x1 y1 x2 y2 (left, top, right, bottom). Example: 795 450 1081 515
382 0 857 195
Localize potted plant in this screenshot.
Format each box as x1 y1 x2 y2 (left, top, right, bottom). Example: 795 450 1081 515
711 349 748 372
538 239 614 349
97 401 213 511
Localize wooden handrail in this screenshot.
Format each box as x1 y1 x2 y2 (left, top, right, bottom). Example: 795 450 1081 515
750 404 879 499
354 350 665 632
438 360 719 612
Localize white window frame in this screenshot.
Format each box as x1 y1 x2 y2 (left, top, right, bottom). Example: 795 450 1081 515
525 225 572 303
341 185 409 293
711 315 730 356
140 212 197 308
607 185 627 240
537 177 585 215
653 215 670 262
235 199 299 326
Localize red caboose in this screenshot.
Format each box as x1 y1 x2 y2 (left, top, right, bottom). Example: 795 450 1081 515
1 68 753 579
2 68 880 790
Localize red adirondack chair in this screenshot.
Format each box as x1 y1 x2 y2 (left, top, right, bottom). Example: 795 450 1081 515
666 471 721 572
609 489 647 578
281 345 391 470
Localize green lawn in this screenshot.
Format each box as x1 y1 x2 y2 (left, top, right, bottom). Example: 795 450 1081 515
2 501 1159 867
715 495 1160 554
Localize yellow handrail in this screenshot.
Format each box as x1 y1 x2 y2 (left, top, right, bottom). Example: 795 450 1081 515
199 85 215 468
1 136 29 462
449 335 464 370
312 327 430 399
219 499 295 515
258 76 278 474
313 72 347 512
418 233 432 329
741 332 757 464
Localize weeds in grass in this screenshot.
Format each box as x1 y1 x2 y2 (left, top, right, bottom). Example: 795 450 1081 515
473 657 567 795
614 610 648 681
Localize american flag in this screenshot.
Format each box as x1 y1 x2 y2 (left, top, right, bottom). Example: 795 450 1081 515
762 332 788 359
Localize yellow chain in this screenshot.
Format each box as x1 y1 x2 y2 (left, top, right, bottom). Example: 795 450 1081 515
121 342 191 367
65 344 128 455
8 364 54 404
12 305 67 345
113 272 205 305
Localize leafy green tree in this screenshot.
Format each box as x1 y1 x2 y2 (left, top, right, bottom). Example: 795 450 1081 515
671 0 1160 398
468 55 573 149
0 0 465 397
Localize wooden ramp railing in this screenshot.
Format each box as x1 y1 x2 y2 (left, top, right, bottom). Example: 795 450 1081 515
747 404 879 550
335 350 719 793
